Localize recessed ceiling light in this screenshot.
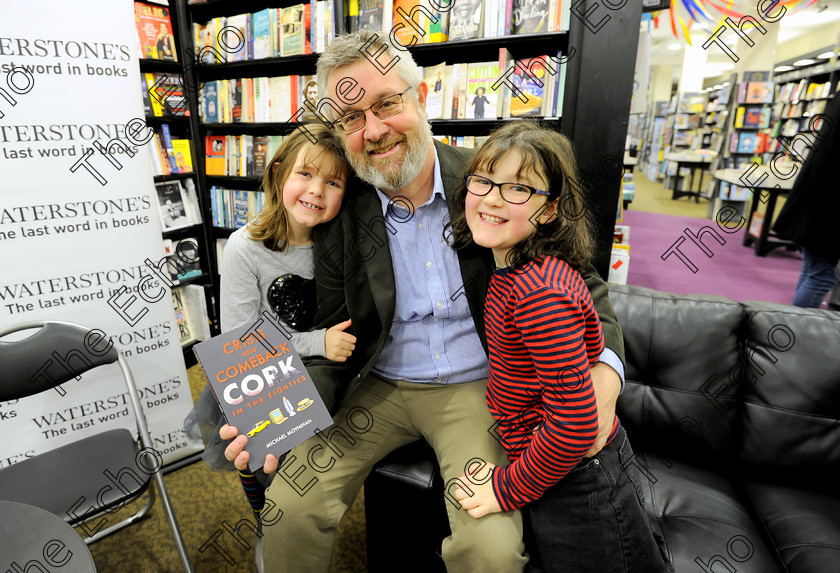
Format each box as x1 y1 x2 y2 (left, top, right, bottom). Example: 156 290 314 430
774 65 794 72
668 43 682 51
817 51 835 60
793 59 818 66
713 84 723 89
723 82 730 86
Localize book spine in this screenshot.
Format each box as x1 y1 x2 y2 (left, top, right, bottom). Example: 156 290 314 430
160 124 177 172
304 4 312 54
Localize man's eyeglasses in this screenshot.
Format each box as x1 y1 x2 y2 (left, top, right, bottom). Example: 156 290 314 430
464 174 551 205
332 88 412 134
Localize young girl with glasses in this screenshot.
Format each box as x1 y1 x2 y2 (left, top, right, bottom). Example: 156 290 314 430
447 121 672 572
184 123 357 509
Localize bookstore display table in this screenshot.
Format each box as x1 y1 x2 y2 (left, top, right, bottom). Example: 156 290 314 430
714 167 797 257
0 500 96 572
665 152 714 202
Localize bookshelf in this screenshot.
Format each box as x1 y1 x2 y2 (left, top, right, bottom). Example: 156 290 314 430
137 0 218 367
170 0 642 305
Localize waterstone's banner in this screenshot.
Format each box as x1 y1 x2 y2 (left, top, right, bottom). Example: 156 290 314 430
0 0 203 466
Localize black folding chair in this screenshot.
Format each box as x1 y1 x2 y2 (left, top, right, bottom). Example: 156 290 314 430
0 321 194 572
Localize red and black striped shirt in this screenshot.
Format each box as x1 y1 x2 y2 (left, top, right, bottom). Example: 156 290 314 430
485 256 617 511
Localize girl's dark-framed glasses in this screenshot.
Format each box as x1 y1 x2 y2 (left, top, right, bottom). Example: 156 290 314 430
464 174 551 204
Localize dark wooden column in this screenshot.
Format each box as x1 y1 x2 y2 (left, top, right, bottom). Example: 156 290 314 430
562 0 643 279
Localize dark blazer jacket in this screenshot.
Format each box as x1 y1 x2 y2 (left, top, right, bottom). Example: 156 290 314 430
307 139 625 414
772 92 840 264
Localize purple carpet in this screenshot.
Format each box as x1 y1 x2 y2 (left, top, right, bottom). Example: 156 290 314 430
619 210 804 305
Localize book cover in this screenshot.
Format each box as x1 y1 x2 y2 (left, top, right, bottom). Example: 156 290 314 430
159 124 178 172
134 3 178 61
729 132 739 153
737 132 758 154
299 75 318 113
426 1 450 43
171 139 193 173
156 181 191 231
206 136 226 175
269 76 293 122
254 136 269 174
253 8 272 59
509 58 544 117
141 74 153 116
174 238 202 281
674 114 689 129
193 314 334 471
234 190 250 228
511 0 550 34
183 284 211 341
465 61 499 119
759 107 771 129
746 81 773 104
358 0 386 33
424 63 447 119
282 5 306 56
736 83 747 104
226 14 249 62
229 79 243 122
203 81 219 123
147 73 189 117
393 0 418 45
743 107 763 128
449 0 483 40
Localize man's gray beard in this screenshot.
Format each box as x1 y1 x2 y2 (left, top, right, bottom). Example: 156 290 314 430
346 119 434 192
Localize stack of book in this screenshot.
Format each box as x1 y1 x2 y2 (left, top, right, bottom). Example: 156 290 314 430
349 0 568 41
210 187 266 229
192 3 335 60
198 75 321 123
148 125 194 176
205 135 285 177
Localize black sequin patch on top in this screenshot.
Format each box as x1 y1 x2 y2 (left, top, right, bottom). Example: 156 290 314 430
267 274 316 331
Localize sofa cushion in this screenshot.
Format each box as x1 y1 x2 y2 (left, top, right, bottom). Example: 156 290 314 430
738 302 840 485
742 481 840 573
609 285 745 467
633 452 783 573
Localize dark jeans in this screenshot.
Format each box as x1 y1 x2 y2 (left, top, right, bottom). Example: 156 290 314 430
524 426 673 573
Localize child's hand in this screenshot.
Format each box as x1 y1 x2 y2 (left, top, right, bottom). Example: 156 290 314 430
220 424 280 473
453 461 502 518
325 319 356 362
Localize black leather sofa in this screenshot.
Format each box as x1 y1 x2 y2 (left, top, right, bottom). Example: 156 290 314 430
364 284 840 572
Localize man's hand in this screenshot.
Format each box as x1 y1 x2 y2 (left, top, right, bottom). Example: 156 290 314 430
585 362 621 458
325 319 356 362
453 461 502 519
220 424 280 473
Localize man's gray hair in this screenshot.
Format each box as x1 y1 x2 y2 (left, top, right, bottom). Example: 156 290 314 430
315 31 423 119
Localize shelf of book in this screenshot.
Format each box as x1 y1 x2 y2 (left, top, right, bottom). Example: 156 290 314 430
205 175 262 189
176 0 643 294
195 31 569 82
137 0 219 358
154 171 197 183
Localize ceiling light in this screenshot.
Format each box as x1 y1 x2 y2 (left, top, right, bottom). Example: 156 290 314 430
713 84 722 89
817 51 835 60
793 59 818 66
774 65 794 72
668 43 682 51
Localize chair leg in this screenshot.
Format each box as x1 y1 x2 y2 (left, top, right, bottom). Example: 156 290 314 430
152 467 195 573
78 489 155 544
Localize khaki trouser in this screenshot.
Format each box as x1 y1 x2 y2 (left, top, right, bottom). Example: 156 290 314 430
259 373 527 573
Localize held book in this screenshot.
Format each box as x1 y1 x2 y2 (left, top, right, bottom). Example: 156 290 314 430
193 314 334 471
